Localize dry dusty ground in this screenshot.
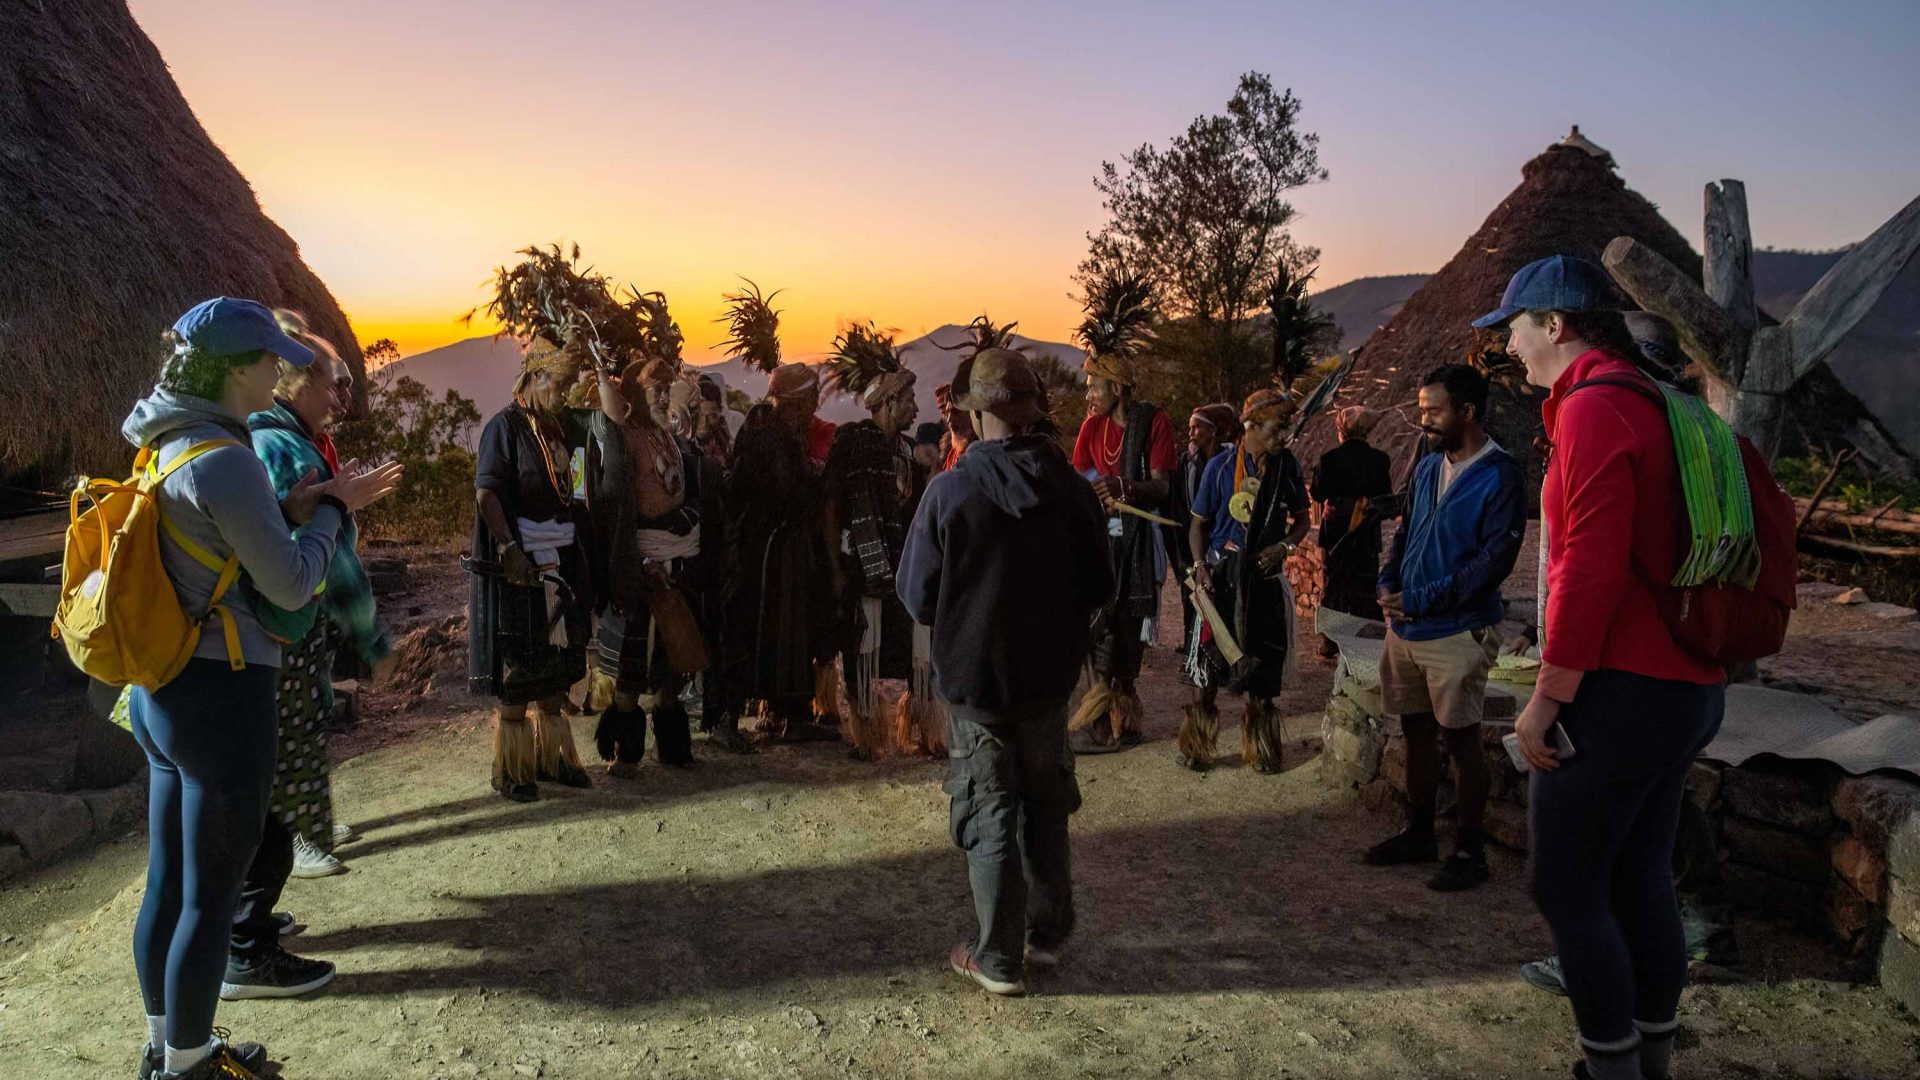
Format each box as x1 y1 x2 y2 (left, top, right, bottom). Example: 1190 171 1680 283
2 553 1917 1079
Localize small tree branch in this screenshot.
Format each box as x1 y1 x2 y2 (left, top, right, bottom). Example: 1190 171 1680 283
1786 194 1920 381
1602 237 1747 384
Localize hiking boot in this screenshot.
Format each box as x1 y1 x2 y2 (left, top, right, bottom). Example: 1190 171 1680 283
141 1031 267 1080
1520 954 1568 996
492 774 538 802
1361 830 1439 866
1428 849 1490 892
948 943 1024 997
270 911 305 939
289 833 345 879
1068 728 1121 755
331 822 360 847
220 946 336 1000
539 761 593 788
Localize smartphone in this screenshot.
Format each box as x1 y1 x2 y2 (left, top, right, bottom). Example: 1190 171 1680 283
1501 723 1576 772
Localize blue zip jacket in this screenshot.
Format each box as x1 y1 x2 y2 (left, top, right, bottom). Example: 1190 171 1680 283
1377 441 1525 642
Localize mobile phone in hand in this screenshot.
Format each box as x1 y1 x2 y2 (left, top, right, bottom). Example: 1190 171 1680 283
1501 723 1576 772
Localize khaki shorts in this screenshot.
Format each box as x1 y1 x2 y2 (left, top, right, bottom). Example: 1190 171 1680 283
1380 626 1500 729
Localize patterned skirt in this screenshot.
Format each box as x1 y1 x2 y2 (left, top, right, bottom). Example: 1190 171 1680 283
271 615 338 850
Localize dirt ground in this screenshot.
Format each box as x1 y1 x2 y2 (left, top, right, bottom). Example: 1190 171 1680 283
2 548 1917 1079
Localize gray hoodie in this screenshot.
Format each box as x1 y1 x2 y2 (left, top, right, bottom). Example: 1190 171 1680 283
121 390 341 667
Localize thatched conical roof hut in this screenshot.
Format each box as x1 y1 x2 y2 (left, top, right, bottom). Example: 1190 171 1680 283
1294 137 1698 494
0 0 365 499
1296 134 1911 497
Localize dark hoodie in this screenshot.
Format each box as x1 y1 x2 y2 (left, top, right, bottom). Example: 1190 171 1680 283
897 434 1115 712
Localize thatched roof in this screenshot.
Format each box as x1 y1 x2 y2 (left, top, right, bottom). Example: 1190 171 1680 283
1295 138 1912 494
1294 142 1700 493
0 0 364 496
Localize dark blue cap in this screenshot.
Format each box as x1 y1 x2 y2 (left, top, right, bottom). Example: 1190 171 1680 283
1472 255 1615 330
170 297 317 367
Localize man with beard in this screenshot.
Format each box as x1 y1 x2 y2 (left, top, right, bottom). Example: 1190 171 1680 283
1067 355 1174 753
1180 390 1311 772
1362 363 1525 891
725 364 835 739
587 356 707 775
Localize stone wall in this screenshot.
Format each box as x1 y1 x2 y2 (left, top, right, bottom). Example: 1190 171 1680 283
1319 663 1920 1013
0 697 149 885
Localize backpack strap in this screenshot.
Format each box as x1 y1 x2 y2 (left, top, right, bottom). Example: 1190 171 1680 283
1567 373 1666 409
148 439 248 670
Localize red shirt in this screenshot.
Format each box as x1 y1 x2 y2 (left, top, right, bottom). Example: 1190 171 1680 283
1538 349 1723 701
806 416 836 467
943 435 972 472
1072 410 1177 478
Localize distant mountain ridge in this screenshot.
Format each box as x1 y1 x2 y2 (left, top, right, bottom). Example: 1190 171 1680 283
382 327 1088 434
383 253 1915 452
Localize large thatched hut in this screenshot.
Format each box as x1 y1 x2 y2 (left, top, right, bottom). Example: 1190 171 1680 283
0 0 365 502
1295 132 1911 498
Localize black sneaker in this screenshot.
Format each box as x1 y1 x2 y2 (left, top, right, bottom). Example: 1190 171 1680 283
1361 830 1439 866
220 946 336 1000
270 911 305 939
1427 849 1490 892
143 1030 269 1079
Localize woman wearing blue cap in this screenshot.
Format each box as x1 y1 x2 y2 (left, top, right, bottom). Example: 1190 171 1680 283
120 298 401 1080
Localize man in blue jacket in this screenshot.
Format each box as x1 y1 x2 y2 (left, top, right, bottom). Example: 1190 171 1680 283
1363 364 1525 891
897 349 1115 997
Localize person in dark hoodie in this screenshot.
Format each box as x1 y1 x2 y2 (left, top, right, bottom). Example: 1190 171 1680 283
897 348 1114 998
1363 363 1525 892
121 298 399 1080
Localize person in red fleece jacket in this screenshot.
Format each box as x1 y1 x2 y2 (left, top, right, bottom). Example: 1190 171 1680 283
1475 256 1725 1080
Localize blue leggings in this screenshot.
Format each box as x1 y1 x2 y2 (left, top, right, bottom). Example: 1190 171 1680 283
1529 669 1724 1050
129 659 280 1050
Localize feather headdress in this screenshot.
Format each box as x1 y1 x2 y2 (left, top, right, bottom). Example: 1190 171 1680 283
823 321 913 406
467 242 650 372
1075 264 1157 383
932 313 1019 358
716 278 784 373
625 289 685 371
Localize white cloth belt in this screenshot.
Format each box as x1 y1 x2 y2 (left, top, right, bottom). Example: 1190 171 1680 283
636 524 702 562
516 517 576 568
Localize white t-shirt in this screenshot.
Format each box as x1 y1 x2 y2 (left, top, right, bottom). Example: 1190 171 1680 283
1438 438 1500 500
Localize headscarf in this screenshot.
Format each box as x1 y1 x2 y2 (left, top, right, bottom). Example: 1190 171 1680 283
1190 403 1242 443
513 336 585 401
768 363 820 400
1240 387 1296 427
864 368 917 409
1336 405 1378 441
1083 353 1132 386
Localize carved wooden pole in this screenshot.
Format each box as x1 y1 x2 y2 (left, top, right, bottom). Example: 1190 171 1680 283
1605 186 1920 460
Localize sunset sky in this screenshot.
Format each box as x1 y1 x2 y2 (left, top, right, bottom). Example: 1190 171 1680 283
130 0 1920 362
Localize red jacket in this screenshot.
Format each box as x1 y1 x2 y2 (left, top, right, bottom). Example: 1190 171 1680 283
1538 349 1723 701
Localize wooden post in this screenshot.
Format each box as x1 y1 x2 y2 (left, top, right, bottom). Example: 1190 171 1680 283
1702 180 1757 418
1604 186 1920 462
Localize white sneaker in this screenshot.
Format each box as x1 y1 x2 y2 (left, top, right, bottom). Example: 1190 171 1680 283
331 822 360 847
290 833 346 878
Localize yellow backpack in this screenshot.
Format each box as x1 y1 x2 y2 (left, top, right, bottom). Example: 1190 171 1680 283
52 440 247 689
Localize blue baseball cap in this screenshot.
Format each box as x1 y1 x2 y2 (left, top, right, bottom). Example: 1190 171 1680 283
170 297 317 367
1472 255 1615 330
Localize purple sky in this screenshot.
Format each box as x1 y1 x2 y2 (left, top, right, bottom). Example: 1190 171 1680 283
129 0 1920 357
